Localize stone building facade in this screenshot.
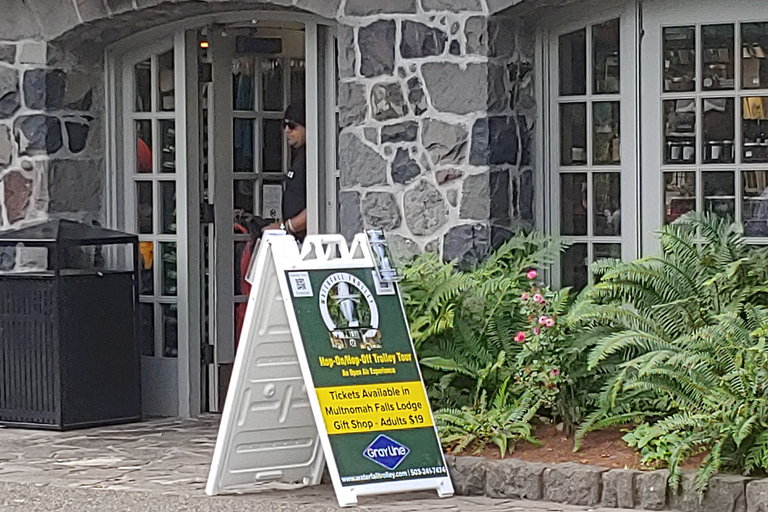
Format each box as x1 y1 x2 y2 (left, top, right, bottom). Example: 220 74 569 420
0 0 535 267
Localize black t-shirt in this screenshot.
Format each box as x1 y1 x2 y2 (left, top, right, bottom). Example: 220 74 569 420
282 147 306 220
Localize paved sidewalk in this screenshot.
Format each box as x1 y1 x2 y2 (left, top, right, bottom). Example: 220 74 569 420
0 416 636 511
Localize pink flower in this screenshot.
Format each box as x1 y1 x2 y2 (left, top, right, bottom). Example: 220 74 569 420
527 270 537 280
533 293 544 303
514 332 526 343
545 318 556 328
521 292 530 301
533 327 541 336
551 369 561 377
538 316 548 325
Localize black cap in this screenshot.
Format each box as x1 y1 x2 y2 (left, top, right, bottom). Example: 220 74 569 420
284 101 305 127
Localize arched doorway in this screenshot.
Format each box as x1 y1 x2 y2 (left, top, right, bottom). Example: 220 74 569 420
106 11 338 418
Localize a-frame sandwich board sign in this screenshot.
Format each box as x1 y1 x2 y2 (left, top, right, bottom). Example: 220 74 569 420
206 231 454 507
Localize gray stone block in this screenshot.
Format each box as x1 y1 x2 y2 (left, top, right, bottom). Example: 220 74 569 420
337 26 356 78
400 21 447 59
446 455 487 496
48 159 103 214
381 121 418 143
2 170 32 223
464 16 487 56
543 462 606 506
422 0 484 11
0 67 19 119
387 234 421 263
75 0 109 22
105 0 134 15
338 133 387 187
446 188 458 207
363 127 378 144
635 469 668 510
338 82 367 128
443 223 489 268
345 0 417 15
0 45 15 64
338 191 363 241
460 172 489 220
16 115 62 155
669 473 750 512
0 125 12 167
65 121 90 154
422 62 488 115
18 41 46 65
518 169 533 222
484 458 545 500
294 0 341 18
435 168 463 185
406 76 428 116
371 82 408 121
404 179 448 236
26 0 80 39
361 191 401 230
748 479 768 512
422 119 468 166
359 20 396 78
391 148 421 185
602 469 637 508
489 168 510 225
0 1 43 40
23 69 67 110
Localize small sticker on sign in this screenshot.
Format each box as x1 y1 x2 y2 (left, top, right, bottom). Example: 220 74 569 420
289 271 313 297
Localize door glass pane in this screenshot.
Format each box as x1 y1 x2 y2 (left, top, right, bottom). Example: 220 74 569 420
561 243 588 292
136 120 153 173
594 173 621 235
134 59 151 112
593 102 620 165
290 59 305 106
162 304 178 358
233 57 255 111
664 26 695 92
664 171 696 224
594 243 621 260
559 29 586 96
664 99 696 164
160 182 176 234
139 303 154 357
741 22 768 89
703 171 735 219
139 241 154 295
743 170 768 236
137 181 153 234
702 24 735 91
263 119 283 172
157 50 175 112
160 120 176 173
161 242 177 296
560 103 587 166
742 97 768 163
593 19 620 94
561 173 587 236
262 58 284 112
234 179 254 213
703 98 735 163
233 118 254 172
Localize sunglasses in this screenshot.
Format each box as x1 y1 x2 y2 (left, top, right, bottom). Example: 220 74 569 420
283 120 298 130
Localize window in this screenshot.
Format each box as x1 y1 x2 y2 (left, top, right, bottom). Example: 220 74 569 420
552 18 625 290
660 22 768 238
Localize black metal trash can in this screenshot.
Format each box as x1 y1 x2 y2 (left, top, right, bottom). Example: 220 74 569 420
0 219 141 430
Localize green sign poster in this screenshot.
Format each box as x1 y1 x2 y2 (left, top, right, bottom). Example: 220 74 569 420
286 267 448 486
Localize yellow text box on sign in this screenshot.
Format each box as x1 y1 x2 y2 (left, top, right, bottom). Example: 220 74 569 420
316 381 432 435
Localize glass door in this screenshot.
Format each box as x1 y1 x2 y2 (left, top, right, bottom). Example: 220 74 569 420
122 40 185 417
204 23 306 411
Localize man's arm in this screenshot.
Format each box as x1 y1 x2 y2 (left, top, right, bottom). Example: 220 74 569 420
261 209 307 234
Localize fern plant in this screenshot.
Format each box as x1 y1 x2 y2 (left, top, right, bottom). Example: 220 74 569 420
401 232 562 410
570 212 768 491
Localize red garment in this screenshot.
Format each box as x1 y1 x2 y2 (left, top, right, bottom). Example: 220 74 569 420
138 138 153 173
235 223 255 346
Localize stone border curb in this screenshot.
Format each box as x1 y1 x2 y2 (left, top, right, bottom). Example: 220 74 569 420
445 455 766 511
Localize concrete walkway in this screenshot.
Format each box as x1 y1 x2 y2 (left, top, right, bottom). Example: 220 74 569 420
0 416 637 511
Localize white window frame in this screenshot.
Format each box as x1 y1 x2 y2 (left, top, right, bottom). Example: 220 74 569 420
640 0 768 253
537 0 639 287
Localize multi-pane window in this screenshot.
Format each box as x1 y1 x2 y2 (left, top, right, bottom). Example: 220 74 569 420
661 22 768 238
556 19 622 291
131 49 179 358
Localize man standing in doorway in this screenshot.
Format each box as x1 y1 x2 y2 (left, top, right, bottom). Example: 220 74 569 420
264 101 307 241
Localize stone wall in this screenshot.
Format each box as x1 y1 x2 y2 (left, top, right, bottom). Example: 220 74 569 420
0 38 101 231
336 3 535 266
